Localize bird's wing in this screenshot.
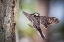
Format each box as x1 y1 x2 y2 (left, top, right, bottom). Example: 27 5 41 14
32 19 46 39
40 16 50 28
32 16 40 29
22 11 32 22
40 16 59 28
36 28 46 40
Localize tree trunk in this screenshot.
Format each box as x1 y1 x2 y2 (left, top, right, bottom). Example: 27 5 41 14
0 0 19 42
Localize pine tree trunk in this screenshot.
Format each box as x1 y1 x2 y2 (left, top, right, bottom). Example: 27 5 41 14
0 0 19 42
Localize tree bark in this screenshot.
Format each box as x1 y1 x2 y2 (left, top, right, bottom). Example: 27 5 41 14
0 0 19 42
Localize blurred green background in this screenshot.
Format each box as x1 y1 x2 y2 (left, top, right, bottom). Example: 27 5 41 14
16 0 64 42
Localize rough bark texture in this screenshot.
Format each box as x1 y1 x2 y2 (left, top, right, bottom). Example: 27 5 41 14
0 0 19 42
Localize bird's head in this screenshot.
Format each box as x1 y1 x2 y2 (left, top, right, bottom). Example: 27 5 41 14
33 12 40 16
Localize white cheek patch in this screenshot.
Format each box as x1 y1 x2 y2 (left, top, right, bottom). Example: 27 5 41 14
34 13 39 16
36 14 38 16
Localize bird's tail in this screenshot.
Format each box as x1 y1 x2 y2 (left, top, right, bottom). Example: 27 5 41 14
37 28 46 40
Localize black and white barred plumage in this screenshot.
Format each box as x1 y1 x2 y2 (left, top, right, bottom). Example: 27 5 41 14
22 11 59 40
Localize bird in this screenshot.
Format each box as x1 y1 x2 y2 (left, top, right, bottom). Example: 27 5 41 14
22 11 59 40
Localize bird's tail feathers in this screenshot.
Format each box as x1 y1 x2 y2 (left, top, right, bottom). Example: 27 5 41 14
37 28 46 40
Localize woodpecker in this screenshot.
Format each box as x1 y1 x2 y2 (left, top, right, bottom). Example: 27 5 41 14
22 11 59 40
